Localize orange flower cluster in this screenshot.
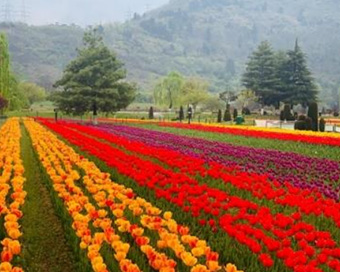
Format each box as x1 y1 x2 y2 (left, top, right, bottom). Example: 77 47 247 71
25 119 243 272
0 118 25 272
25 119 140 272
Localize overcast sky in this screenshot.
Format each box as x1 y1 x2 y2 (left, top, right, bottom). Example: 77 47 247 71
0 0 169 25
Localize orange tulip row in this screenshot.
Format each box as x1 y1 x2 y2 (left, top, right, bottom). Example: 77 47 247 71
25 118 243 272
0 118 25 272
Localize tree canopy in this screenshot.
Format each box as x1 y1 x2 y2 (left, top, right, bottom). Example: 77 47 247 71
53 27 136 116
279 40 318 106
242 40 318 107
153 72 210 110
153 71 184 109
0 33 10 102
18 82 46 106
242 41 278 106
180 77 210 110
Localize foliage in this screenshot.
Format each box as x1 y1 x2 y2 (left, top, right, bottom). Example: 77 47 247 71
236 89 258 109
219 90 237 108
17 82 46 105
153 71 184 109
242 107 251 115
202 96 223 112
319 118 325 132
280 41 318 106
217 109 222 123
148 106 154 119
294 120 307 130
0 33 10 100
223 108 232 122
242 41 279 106
179 106 184 121
8 75 29 111
53 27 136 116
305 117 313 131
180 77 210 110
233 109 238 120
281 104 294 121
0 94 8 113
307 102 318 131
243 40 318 107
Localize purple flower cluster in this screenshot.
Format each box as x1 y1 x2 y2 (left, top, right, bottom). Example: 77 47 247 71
94 124 340 200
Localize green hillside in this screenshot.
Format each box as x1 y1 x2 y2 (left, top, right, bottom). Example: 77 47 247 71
1 0 340 105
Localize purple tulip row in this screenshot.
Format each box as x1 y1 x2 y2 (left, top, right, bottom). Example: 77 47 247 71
91 123 340 200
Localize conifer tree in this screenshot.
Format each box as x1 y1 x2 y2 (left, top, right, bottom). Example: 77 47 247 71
280 40 318 106
242 41 279 106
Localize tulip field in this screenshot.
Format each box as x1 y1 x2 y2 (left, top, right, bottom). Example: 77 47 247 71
1 118 340 272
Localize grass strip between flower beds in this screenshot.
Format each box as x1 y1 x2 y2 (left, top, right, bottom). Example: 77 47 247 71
24 123 93 272
20 122 80 272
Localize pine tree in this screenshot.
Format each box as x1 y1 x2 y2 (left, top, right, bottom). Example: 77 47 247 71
242 41 279 106
53 27 136 119
280 40 318 106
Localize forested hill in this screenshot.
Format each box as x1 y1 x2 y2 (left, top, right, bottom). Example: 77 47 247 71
1 0 340 104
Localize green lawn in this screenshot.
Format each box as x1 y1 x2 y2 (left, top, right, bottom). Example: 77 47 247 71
20 124 81 272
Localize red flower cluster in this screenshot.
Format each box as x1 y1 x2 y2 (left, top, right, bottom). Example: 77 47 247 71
39 119 340 272
159 123 340 147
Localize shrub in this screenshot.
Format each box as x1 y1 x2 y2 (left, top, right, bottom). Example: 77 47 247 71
281 104 294 121
298 115 307 121
307 102 318 131
294 121 306 130
217 109 222 123
295 115 308 130
242 107 251 115
334 112 339 117
319 118 326 132
233 109 238 120
148 106 154 119
179 106 184 121
223 109 231 122
305 117 313 130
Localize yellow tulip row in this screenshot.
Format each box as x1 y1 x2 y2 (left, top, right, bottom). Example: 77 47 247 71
24 118 243 272
0 118 25 272
24 119 137 272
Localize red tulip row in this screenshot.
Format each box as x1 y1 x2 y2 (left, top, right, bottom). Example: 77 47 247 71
49 121 340 231
158 123 340 147
40 119 340 272
27 119 240 272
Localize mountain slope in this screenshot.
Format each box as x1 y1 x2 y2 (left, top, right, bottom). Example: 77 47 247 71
1 0 340 105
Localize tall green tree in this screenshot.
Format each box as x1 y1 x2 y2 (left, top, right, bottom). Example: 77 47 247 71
280 40 318 106
18 82 46 106
180 77 210 111
0 33 10 101
8 75 29 111
242 41 279 106
53 27 136 120
153 71 184 109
